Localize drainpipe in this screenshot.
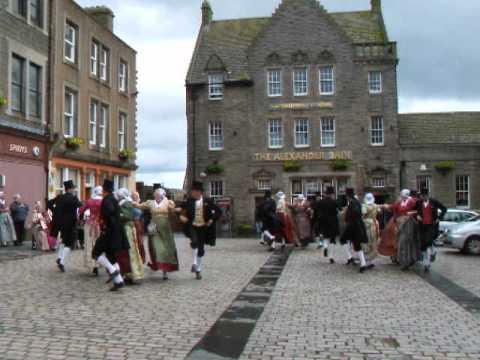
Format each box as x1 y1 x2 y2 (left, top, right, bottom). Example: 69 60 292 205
44 0 54 203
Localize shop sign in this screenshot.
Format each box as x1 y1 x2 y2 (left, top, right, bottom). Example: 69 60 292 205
9 144 28 154
253 151 353 162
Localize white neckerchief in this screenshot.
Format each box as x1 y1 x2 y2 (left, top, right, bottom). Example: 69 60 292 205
154 197 167 208
423 200 430 208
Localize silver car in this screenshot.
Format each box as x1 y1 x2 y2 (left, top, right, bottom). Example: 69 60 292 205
435 209 479 246
445 217 480 255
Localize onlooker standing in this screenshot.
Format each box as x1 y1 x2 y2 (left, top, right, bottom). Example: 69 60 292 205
10 194 29 246
0 192 17 247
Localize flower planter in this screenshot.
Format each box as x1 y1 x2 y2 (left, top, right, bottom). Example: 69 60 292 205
434 161 456 175
119 149 134 161
283 160 302 172
205 163 224 175
0 96 7 107
64 137 84 151
330 159 351 172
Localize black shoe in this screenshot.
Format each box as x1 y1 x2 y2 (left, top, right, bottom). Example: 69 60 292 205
106 270 120 284
92 268 99 277
424 265 430 273
359 266 367 273
324 248 329 258
367 264 375 270
56 259 65 272
329 258 335 264
163 273 169 281
430 253 437 263
191 265 197 273
346 258 354 265
196 272 202 280
110 282 125 292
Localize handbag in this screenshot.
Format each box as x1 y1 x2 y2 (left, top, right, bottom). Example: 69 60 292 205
147 222 157 235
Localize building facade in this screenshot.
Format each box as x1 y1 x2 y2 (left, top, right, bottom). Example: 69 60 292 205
0 0 49 208
186 0 400 225
48 1 137 200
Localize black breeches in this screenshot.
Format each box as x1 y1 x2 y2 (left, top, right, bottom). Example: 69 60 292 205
419 224 435 252
191 226 207 258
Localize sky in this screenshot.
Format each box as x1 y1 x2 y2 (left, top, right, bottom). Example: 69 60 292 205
76 0 480 189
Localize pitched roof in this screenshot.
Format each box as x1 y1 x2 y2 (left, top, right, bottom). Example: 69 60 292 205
399 113 480 146
186 10 388 84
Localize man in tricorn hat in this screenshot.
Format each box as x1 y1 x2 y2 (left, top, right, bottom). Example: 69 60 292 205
416 188 446 272
92 179 129 291
314 186 340 264
51 180 81 272
180 181 221 280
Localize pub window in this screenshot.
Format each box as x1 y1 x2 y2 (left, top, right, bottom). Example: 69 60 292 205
294 118 310 148
368 71 382 94
208 121 224 151
118 112 127 151
267 69 282 97
64 88 77 137
28 62 42 119
292 180 303 195
306 181 319 196
29 0 42 27
257 179 272 191
417 176 432 194
64 21 78 63
57 167 79 195
99 104 108 148
11 54 25 113
89 100 98 145
293 67 308 96
320 117 335 147
319 65 335 95
372 177 386 188
90 41 98 76
268 119 283 149
456 175 470 208
119 60 128 92
100 47 109 81
210 181 224 198
113 174 128 191
370 116 384 146
208 73 223 100
12 0 27 18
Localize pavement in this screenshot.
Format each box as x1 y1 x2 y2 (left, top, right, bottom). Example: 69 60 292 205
0 236 479 360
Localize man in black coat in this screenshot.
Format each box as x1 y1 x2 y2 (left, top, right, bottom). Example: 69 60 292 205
416 188 447 272
181 181 221 280
315 187 339 264
52 180 81 272
92 179 129 291
256 190 280 250
340 188 371 273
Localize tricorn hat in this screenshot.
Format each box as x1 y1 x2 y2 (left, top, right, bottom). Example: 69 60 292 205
326 186 335 195
63 180 76 190
264 190 272 198
345 187 355 198
192 181 204 192
103 179 114 193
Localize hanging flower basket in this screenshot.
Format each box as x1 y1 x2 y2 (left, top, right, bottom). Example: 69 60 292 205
330 159 351 171
0 96 7 107
434 161 456 175
65 137 84 151
205 163 224 175
283 160 302 172
119 149 134 161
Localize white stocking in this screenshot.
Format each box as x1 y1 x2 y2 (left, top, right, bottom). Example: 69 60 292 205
196 256 203 273
57 243 65 262
357 250 367 267
97 254 116 274
344 244 353 260
62 247 71 265
424 249 431 267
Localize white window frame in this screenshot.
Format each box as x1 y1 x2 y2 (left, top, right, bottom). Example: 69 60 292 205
208 73 224 100
118 112 127 151
267 69 282 97
372 177 386 188
99 105 108 148
368 71 382 94
257 179 272 191
89 100 98 145
320 117 336 148
57 167 80 196
64 22 76 63
294 118 310 148
119 61 128 92
306 181 319 196
210 181 224 198
370 116 384 146
208 121 224 151
90 41 98 76
417 175 432 195
293 67 308 96
456 175 470 209
64 88 76 137
319 65 335 95
100 47 108 81
268 119 283 149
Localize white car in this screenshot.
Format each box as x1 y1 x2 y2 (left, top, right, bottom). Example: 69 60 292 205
435 209 479 246
445 218 480 255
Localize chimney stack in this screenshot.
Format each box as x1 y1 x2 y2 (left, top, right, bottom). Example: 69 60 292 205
84 6 115 32
371 0 381 13
201 0 213 26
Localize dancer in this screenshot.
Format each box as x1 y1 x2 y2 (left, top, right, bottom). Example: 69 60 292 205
51 180 81 272
180 181 221 280
291 194 313 248
92 179 129 291
134 188 179 280
315 187 339 264
416 188 446 272
256 191 278 249
276 191 296 248
341 188 370 273
117 188 144 284
362 193 381 264
79 186 103 276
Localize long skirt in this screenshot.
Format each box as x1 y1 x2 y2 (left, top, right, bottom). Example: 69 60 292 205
124 223 145 280
293 212 312 243
363 218 380 261
0 213 17 245
134 219 146 263
32 226 50 251
275 212 295 244
149 217 179 272
84 223 100 270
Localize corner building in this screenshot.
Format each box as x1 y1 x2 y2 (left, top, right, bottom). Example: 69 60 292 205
186 0 400 225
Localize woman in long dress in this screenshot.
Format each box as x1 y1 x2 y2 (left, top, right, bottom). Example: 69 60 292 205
362 193 381 262
31 201 50 251
0 192 16 247
117 188 144 284
134 188 179 280
274 192 297 248
79 186 103 275
290 194 313 247
131 192 146 264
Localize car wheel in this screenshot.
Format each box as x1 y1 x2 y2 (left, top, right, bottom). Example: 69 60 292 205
464 236 480 255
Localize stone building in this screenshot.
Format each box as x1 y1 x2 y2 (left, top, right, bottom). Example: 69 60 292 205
48 1 137 199
186 0 401 225
0 0 49 208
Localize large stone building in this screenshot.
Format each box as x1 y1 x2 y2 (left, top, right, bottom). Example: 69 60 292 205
48 1 137 199
0 0 49 208
186 0 480 227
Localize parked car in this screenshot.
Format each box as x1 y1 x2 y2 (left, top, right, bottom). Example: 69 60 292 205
444 217 480 255
435 209 479 246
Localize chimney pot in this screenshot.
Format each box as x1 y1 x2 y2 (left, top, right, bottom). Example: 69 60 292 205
201 0 213 26
84 6 115 32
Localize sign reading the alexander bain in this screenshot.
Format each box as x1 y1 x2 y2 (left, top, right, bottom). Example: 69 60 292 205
269 102 334 111
253 151 353 162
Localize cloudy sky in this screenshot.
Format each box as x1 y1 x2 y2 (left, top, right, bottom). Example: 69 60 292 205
77 0 480 189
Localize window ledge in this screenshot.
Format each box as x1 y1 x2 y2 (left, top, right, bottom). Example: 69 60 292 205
209 148 224 152
63 59 79 71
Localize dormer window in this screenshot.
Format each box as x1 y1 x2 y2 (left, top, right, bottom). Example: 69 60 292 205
208 73 223 100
